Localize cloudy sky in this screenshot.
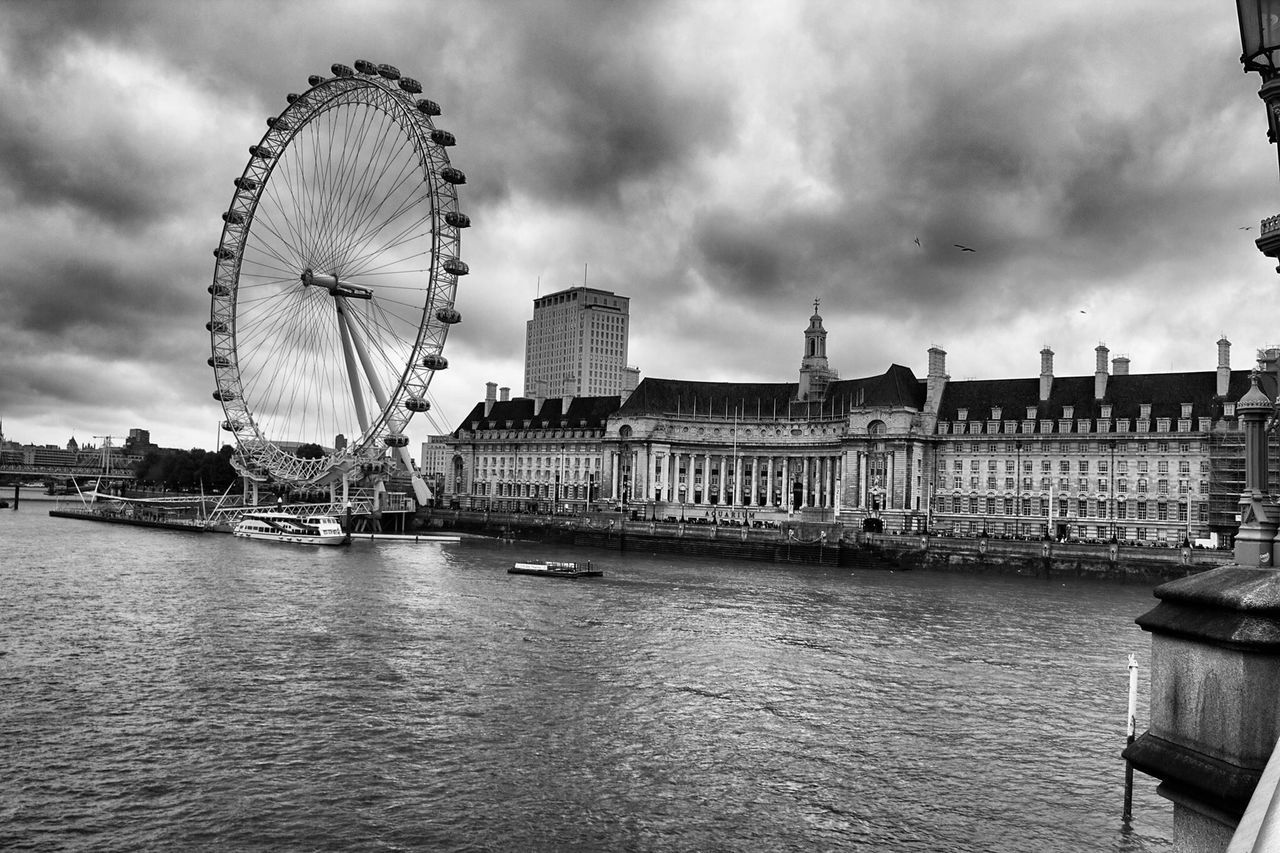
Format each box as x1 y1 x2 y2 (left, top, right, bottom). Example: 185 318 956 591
1 0 1276 451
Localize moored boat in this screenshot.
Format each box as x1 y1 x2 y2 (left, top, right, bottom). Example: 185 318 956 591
508 560 602 578
233 511 349 546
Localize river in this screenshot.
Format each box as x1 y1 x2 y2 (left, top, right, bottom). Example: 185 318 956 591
0 507 1172 851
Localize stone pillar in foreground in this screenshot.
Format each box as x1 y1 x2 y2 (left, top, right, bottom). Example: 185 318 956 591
1124 568 1280 851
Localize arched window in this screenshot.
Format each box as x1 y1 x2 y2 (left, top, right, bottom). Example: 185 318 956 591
868 420 887 436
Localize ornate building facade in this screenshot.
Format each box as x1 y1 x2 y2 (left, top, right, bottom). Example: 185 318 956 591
448 306 1263 545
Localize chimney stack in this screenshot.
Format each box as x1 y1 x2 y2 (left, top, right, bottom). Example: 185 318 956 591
1218 336 1231 398
1039 347 1054 402
499 386 510 402
1112 356 1130 376
484 381 497 417
925 346 949 415
1095 344 1109 400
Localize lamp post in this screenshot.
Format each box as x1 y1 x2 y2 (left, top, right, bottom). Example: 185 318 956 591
1236 1 1280 565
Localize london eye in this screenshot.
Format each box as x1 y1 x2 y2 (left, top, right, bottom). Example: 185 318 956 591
208 60 469 503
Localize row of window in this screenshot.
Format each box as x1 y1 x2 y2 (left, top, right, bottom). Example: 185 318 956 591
943 476 1201 493
953 459 1204 475
934 495 1206 521
940 417 1219 435
943 440 1201 454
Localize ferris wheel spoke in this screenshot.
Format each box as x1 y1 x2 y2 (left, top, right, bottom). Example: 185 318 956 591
341 211 436 278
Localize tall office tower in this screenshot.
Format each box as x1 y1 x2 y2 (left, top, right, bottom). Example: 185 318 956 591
523 286 630 398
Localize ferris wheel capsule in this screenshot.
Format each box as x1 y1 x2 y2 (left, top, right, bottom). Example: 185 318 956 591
444 211 470 228
354 59 377 75
384 433 409 448
443 258 469 276
404 397 430 412
439 167 466 185
431 129 456 147
377 64 400 80
416 98 441 116
398 77 422 94
331 63 354 78
435 306 461 324
308 75 324 86
422 354 448 370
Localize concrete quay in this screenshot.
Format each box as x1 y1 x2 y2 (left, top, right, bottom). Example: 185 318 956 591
420 509 1235 582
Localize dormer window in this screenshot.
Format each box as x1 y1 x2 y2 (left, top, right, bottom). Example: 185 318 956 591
1063 405 1074 419
1026 407 1036 419
1225 402 1237 417
992 407 1002 420
1181 403 1193 418
1100 404 1112 419
958 408 968 421
1140 403 1152 419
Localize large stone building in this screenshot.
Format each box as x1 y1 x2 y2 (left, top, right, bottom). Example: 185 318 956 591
446 381 619 512
523 285 633 398
449 305 1263 545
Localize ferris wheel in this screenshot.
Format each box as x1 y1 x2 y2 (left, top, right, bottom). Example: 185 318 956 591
208 60 469 502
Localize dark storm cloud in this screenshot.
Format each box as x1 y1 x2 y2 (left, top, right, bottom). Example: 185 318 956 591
0 0 1272 446
454 0 734 213
0 115 163 228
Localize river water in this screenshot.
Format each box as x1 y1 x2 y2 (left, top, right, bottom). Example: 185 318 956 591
0 508 1173 851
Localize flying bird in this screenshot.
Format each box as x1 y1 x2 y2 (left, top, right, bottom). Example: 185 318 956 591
914 237 922 248
953 243 975 252
1240 226 1254 231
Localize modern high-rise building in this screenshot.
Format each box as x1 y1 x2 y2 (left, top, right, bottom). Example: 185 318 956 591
524 286 630 398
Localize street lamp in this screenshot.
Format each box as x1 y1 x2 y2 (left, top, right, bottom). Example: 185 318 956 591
1236 1 1280 565
1239 0 1280 254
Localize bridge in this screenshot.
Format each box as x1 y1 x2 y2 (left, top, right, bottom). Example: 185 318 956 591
0 448 140 481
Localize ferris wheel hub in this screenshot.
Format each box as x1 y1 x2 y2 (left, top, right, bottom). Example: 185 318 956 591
301 269 373 300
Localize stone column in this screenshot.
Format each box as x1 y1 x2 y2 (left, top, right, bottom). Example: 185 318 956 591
610 450 620 502
1125 570 1280 849
834 454 843 513
718 455 727 505
1237 372 1277 566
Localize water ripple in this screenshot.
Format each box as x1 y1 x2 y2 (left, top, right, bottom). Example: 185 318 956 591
0 511 1172 851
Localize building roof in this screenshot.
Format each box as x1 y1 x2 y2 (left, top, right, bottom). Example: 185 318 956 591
616 364 926 418
453 395 622 435
935 369 1261 422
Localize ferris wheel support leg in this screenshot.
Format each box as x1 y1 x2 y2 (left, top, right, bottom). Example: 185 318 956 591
336 300 371 434
337 297 431 505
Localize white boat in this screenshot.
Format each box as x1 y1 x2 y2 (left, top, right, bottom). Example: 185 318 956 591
233 512 349 546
